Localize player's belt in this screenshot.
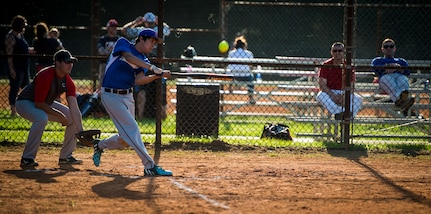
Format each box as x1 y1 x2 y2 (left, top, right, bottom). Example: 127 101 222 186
104 87 133 94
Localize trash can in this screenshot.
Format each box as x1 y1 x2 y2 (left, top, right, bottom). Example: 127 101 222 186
176 82 220 137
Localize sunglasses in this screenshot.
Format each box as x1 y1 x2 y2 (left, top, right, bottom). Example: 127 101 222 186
383 45 395 49
62 61 74 64
332 49 344 53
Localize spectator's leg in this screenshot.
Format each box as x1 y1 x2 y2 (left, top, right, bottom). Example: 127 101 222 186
316 90 343 115
351 93 363 118
379 73 402 102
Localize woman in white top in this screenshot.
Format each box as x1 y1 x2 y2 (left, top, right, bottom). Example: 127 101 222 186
227 36 255 104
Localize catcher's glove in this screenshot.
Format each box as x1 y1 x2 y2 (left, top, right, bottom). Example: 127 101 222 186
75 130 101 147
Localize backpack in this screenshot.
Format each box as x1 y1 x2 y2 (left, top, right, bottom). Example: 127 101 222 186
261 123 293 140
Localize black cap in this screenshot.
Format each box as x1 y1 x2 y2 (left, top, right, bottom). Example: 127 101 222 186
53 49 78 63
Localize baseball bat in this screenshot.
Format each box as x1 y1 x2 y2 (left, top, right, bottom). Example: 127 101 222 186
170 72 234 80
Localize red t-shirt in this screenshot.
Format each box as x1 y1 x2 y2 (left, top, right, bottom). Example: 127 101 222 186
318 58 355 90
17 66 76 104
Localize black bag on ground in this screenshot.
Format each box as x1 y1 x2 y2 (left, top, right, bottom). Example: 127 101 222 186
261 123 293 140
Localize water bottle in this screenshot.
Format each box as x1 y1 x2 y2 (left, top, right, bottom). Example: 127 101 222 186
256 65 262 83
424 79 429 91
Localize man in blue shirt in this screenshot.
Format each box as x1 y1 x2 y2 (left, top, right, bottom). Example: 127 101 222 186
371 38 414 116
93 28 173 176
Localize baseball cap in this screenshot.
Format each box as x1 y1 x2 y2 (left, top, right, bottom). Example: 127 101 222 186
138 28 163 44
143 12 156 23
107 19 118 27
54 49 78 63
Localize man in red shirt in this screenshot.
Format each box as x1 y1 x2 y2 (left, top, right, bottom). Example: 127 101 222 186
316 42 363 120
15 49 84 167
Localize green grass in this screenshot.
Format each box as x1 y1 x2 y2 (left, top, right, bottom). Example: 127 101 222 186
1 108 430 153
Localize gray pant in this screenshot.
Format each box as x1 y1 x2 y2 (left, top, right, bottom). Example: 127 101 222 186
15 100 78 160
99 90 155 169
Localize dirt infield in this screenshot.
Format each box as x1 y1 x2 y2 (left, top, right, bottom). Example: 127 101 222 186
1 144 431 214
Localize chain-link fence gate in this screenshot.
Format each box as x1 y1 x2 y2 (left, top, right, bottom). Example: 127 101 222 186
1 0 430 146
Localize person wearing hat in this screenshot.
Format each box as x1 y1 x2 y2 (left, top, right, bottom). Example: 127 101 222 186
15 49 85 167
97 19 120 87
93 28 173 176
121 13 171 120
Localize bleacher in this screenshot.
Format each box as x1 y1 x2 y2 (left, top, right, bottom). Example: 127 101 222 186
168 56 431 140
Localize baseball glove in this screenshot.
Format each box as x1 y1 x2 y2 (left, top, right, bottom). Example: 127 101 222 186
75 130 101 147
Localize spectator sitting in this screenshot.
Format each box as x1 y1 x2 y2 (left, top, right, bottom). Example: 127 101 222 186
371 38 414 117
316 42 363 120
227 35 255 104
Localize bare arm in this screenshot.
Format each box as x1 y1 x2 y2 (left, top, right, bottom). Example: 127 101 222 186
66 96 84 133
121 52 164 74
5 35 16 79
135 71 171 85
121 16 144 36
318 77 342 105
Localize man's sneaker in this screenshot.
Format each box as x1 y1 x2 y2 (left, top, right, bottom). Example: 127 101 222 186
59 156 83 165
400 90 409 101
144 165 173 176
395 91 410 107
334 112 343 120
93 140 103 167
394 98 403 107
399 97 415 112
20 158 39 167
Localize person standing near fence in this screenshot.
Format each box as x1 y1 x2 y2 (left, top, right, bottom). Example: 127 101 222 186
15 49 84 167
227 35 255 104
121 12 170 119
97 19 120 87
371 38 414 116
4 15 33 117
93 28 172 176
32 22 63 72
48 27 64 50
316 42 363 120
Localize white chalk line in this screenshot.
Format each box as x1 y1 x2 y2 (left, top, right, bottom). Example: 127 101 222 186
169 178 230 210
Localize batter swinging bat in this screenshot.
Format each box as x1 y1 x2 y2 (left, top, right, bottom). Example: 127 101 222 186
169 72 234 80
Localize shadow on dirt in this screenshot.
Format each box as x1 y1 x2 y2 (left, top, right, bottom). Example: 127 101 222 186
88 169 164 213
322 141 431 208
4 165 79 184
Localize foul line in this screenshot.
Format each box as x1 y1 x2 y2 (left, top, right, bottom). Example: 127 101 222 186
169 178 230 210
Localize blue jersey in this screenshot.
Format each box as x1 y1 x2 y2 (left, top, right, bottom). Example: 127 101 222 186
371 57 409 78
102 37 149 89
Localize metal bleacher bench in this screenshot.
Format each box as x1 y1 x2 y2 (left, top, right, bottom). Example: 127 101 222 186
171 56 431 139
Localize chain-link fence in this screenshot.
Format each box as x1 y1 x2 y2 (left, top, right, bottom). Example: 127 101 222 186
1 0 430 146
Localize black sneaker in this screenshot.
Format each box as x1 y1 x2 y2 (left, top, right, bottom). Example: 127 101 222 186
394 98 403 107
334 112 343 120
144 165 173 176
59 156 83 165
20 158 39 167
400 97 415 112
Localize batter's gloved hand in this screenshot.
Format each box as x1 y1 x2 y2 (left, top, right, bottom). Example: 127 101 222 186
75 130 101 147
150 65 163 74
